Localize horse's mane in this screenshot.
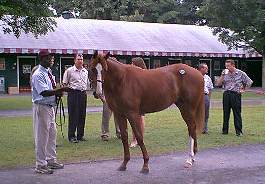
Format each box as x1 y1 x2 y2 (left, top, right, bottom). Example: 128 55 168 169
131 64 145 70
108 57 132 68
108 57 145 71
108 57 120 64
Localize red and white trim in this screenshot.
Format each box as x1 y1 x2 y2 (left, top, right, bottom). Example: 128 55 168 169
0 48 262 58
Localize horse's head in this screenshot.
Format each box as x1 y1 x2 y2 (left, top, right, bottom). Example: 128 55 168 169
88 51 110 101
87 67 98 93
90 50 110 71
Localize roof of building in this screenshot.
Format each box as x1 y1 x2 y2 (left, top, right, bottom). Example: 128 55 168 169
0 18 261 58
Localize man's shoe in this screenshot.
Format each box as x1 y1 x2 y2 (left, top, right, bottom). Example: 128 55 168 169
78 137 87 141
222 132 228 135
101 135 109 141
236 133 243 137
202 131 208 134
47 162 64 169
69 137 79 143
35 165 54 174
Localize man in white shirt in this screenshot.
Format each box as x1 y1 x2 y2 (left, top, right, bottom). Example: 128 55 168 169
63 54 89 143
198 63 214 134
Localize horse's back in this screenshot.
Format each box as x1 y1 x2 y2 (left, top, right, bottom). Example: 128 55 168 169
140 63 204 93
125 63 204 113
168 63 204 101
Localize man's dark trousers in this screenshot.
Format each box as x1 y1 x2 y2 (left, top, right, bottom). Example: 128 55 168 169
67 90 87 140
222 90 242 135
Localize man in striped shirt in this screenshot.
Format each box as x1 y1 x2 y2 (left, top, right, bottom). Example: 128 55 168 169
216 59 253 136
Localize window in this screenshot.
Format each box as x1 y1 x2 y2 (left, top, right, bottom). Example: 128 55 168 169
214 60 220 70
144 58 151 69
184 60 191 66
119 59 126 64
22 65 31 74
153 59 160 68
168 58 182 65
0 58 5 70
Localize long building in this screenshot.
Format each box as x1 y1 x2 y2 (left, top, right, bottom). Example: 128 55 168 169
0 18 263 94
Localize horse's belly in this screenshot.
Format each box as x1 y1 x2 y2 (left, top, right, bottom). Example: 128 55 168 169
141 99 174 114
140 86 176 113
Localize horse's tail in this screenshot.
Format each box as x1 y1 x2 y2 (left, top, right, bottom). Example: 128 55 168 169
195 90 205 135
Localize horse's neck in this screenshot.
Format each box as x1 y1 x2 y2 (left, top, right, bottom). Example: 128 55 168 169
103 58 125 91
106 58 125 79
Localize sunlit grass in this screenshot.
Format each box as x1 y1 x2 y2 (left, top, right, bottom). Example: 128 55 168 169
0 106 264 169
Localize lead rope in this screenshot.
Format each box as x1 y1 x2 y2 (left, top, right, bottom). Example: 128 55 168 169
55 96 65 139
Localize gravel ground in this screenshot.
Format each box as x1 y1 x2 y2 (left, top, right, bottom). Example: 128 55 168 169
0 144 264 184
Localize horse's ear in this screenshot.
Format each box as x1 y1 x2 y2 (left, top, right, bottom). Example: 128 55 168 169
105 52 111 59
93 50 98 58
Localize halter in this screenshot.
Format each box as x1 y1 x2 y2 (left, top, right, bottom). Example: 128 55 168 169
88 69 104 85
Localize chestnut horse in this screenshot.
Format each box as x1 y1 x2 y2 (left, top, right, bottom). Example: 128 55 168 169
89 51 205 173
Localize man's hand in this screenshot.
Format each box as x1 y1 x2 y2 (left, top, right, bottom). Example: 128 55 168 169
54 87 71 97
58 86 71 92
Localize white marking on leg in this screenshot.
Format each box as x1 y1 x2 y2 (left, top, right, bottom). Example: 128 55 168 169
185 136 195 168
189 136 195 158
96 64 103 95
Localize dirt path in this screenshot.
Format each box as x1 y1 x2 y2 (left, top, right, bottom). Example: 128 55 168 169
0 144 264 184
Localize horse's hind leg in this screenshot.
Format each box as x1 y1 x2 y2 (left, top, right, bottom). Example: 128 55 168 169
185 125 197 168
114 112 130 171
128 113 149 174
176 103 197 168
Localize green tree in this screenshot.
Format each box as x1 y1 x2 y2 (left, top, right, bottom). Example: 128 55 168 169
74 0 123 20
0 0 56 38
52 0 202 24
179 0 203 24
51 0 76 16
199 0 265 87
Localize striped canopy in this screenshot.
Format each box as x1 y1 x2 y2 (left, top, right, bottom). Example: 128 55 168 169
0 18 261 58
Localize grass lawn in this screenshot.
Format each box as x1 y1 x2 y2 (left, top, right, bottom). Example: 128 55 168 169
0 90 264 110
210 90 264 99
0 106 264 169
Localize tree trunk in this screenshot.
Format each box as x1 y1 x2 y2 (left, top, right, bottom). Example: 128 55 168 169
263 53 265 88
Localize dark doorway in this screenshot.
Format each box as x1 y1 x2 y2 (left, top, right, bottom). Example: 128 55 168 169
243 60 262 87
19 57 36 92
60 57 74 82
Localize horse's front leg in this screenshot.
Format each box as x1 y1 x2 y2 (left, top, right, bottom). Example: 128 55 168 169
114 112 130 171
128 113 149 174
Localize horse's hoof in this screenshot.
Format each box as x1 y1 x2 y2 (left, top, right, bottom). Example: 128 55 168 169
140 167 149 174
117 165 127 171
184 159 194 168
